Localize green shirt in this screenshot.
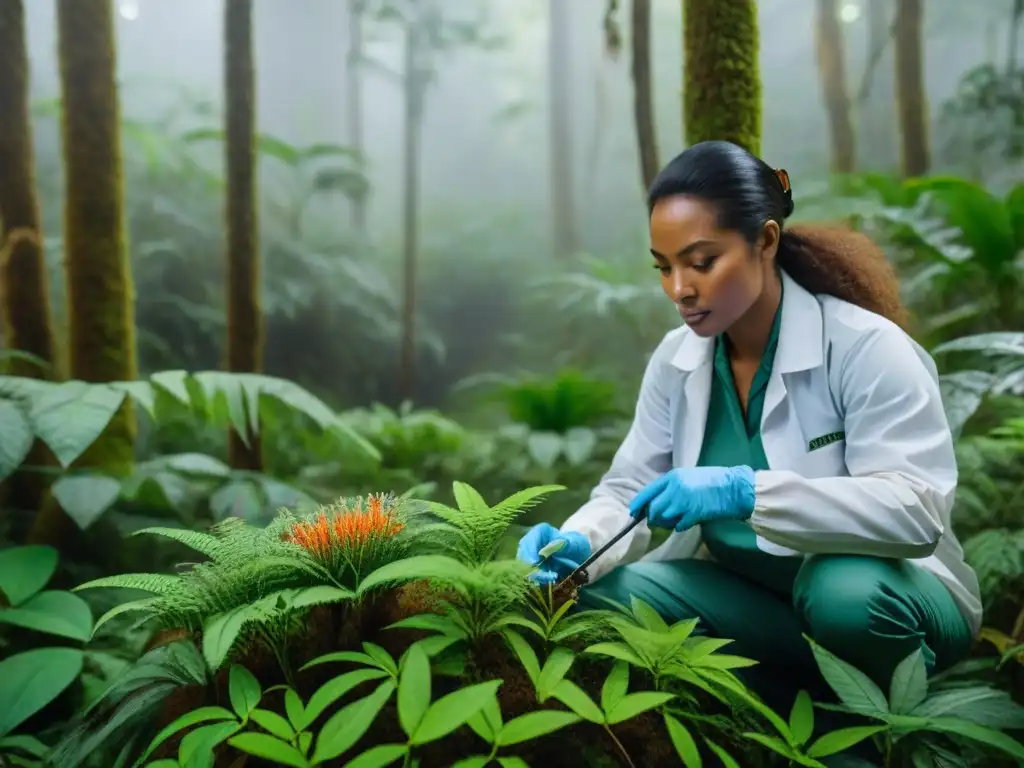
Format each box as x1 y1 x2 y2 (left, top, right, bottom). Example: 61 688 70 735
697 288 803 594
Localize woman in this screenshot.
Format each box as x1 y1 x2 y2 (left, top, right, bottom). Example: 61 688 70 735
516 141 981 713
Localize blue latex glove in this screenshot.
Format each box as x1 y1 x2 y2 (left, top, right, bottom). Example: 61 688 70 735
629 466 757 532
516 523 592 585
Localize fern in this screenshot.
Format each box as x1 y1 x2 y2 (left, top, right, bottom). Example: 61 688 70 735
963 528 1024 608
74 573 184 595
423 481 565 564
129 527 222 559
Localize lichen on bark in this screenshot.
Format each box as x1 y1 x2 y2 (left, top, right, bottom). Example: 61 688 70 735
681 0 762 156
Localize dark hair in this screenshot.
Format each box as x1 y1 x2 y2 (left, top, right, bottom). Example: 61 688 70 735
647 141 908 330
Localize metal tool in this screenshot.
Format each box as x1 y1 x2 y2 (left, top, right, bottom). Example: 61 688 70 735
555 507 648 591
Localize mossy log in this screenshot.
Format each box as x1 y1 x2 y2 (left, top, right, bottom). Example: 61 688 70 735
224 0 264 471
31 0 137 546
681 0 762 155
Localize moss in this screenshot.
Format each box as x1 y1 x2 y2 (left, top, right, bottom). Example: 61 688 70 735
681 0 761 155
224 0 264 471
33 0 137 546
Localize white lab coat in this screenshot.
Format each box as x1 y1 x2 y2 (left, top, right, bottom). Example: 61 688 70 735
560 270 983 636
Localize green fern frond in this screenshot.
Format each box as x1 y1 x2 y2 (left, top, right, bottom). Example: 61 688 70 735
131 527 221 558
489 484 565 520
74 573 184 595
453 482 490 515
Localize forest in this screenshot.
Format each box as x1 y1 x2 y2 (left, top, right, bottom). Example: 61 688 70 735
0 0 1022 766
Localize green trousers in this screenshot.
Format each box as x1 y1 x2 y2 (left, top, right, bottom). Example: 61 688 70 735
578 554 973 711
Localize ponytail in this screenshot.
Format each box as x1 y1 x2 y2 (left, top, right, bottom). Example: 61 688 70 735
776 224 910 332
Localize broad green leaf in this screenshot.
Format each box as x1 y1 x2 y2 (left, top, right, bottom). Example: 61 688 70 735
606 691 674 725
537 539 566 559
134 706 236 765
288 585 356 611
0 400 33 482
806 725 888 758
411 680 503 745
451 758 490 768
398 643 431 738
466 692 503 742
583 641 646 667
363 642 398 677
912 686 1024 729
743 732 801 761
689 653 758 670
0 647 83 737
358 555 475 596
0 734 48 757
284 688 305 731
51 475 123 530
0 590 93 641
387 613 463 635
177 720 240 766
788 690 815 746
925 717 1024 760
91 597 158 637
0 546 58 606
497 759 530 768
303 669 389 729
630 597 669 633
228 666 261 719
313 681 396 763
704 739 742 768
503 629 541 685
202 604 255 671
888 648 928 714
228 732 308 767
300 650 377 671
28 380 125 467
601 661 629 714
209 479 262 521
536 647 575 700
494 614 545 639
344 744 408 768
808 639 889 714
496 710 580 746
250 709 295 740
551 679 604 724
664 714 702 767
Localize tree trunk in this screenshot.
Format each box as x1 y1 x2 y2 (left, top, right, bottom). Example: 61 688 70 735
225 0 263 470
894 0 929 177
548 0 580 258
630 0 660 193
0 0 57 379
814 0 856 173
398 10 423 403
682 0 761 155
857 0 896 170
346 0 367 235
36 0 137 545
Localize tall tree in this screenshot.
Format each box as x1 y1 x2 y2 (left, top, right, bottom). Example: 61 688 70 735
894 0 929 177
857 0 897 170
548 0 580 258
682 0 761 154
224 0 263 470
0 0 57 377
630 0 660 192
345 0 368 235
815 0 856 173
39 0 137 544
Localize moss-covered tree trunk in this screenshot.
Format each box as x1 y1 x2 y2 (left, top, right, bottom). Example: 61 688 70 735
681 0 761 155
894 0 929 177
33 0 137 545
630 0 660 193
225 0 263 470
0 1 60 530
815 0 856 173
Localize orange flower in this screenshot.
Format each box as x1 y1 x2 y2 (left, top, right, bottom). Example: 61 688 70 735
284 494 404 557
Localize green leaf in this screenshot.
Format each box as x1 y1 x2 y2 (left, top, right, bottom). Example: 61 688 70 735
228 665 261 719
806 725 888 758
664 714 702 767
601 661 630 714
503 629 541 685
358 555 475 596
177 720 240 766
343 744 408 768
0 546 58 606
228 732 308 767
551 679 604 724
312 681 396 763
631 597 669 633
202 604 255 671
250 708 295 740
411 680 503 745
912 686 1024 729
0 590 93 641
789 690 815 746
496 710 580 746
537 647 575 700
925 717 1024 760
583 641 647 668
606 691 674 725
537 539 567 559
51 475 123 529
363 642 399 677
451 758 490 768
466 692 503 743
398 643 432 738
704 739 742 768
497 759 530 768
284 688 305 731
888 648 928 714
0 647 83 738
743 732 801 760
288 585 356 611
0 399 33 481
303 669 389 729
134 706 236 766
28 380 125 467
300 650 377 671
0 734 48 757
808 638 889 714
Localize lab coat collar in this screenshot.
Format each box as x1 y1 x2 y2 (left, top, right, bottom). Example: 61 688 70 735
670 270 824 373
